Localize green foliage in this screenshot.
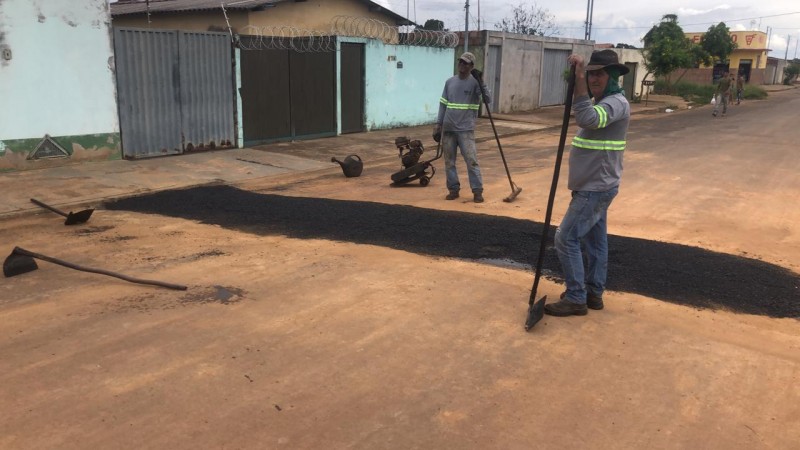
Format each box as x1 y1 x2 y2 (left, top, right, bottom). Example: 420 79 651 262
642 15 703 88
784 62 800 85
653 79 714 103
494 2 558 36
417 19 446 31
653 80 767 103
743 84 768 99
701 22 737 64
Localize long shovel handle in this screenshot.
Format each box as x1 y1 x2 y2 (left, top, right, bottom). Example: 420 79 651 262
529 66 576 305
475 77 516 191
30 198 68 217
13 247 187 291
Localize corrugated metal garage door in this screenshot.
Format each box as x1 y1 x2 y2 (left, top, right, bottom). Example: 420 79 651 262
114 28 235 158
539 49 571 107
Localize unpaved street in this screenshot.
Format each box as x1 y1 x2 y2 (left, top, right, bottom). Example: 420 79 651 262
1 89 798 449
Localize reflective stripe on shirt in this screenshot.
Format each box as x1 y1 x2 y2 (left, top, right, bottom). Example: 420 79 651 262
572 136 626 151
440 98 480 110
594 105 608 128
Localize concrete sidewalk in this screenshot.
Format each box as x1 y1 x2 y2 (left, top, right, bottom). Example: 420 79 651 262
0 94 686 219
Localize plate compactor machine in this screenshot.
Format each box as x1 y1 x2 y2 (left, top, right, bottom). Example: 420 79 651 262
390 136 442 187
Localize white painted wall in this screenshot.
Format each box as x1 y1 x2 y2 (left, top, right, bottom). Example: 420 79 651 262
0 0 118 140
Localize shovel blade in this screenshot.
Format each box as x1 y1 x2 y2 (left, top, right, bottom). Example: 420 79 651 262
64 209 94 225
3 251 38 277
524 296 547 331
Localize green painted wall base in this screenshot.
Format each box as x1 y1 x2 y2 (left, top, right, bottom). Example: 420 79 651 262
0 133 121 172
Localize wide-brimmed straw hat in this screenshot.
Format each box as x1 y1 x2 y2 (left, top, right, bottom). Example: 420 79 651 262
585 49 629 75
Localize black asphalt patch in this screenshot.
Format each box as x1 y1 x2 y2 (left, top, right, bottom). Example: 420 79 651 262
106 185 799 318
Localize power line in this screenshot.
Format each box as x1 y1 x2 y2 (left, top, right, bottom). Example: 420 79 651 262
568 10 800 30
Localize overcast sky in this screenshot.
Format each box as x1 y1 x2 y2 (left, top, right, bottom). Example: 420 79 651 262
376 0 800 59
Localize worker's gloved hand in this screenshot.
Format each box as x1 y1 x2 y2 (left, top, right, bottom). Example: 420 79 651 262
432 130 441 143
470 68 483 81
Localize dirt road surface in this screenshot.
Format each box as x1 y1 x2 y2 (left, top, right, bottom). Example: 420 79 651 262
1 89 798 449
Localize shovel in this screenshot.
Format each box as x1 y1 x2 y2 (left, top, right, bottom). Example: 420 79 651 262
30 198 94 225
473 70 523 202
3 246 187 291
525 66 576 331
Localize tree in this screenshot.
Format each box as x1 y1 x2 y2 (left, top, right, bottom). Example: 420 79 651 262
784 62 800 85
417 19 446 32
701 22 737 64
494 2 558 37
641 14 706 91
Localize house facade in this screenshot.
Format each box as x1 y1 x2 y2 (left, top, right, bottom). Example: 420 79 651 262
685 30 769 82
110 0 411 34
110 0 454 153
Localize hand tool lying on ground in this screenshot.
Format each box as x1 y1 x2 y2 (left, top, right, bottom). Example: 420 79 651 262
525 66 576 331
30 198 94 225
3 246 187 291
473 69 523 202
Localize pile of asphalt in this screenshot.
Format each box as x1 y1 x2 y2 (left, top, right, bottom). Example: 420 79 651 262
106 185 799 319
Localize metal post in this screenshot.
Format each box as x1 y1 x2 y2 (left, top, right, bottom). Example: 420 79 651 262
584 0 594 40
766 26 772 55
464 0 469 54
785 35 792 61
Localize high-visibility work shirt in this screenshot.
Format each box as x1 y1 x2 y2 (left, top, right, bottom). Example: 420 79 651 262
436 75 490 132
569 93 630 192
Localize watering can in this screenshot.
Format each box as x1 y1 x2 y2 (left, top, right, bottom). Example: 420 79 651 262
331 154 363 178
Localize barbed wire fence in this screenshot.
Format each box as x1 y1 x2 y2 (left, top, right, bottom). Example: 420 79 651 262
235 16 459 52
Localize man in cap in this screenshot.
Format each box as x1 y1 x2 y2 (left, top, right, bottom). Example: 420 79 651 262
544 49 631 317
433 52 491 203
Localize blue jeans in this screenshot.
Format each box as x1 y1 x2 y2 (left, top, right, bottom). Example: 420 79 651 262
554 188 618 304
442 131 483 193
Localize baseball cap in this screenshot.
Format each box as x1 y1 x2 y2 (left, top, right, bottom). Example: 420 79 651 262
459 52 475 65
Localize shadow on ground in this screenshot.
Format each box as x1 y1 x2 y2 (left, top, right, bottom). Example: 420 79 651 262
106 185 800 318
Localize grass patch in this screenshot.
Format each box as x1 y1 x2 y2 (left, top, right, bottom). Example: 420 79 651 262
654 80 767 104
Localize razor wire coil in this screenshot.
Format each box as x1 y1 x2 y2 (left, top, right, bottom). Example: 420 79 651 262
236 16 459 52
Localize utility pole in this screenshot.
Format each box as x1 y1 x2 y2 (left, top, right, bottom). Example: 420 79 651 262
584 0 594 40
785 35 792 61
464 0 469 54
766 26 772 56
477 0 480 31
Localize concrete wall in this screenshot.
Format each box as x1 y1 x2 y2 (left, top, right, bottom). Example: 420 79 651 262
766 58 790 85
0 0 120 171
111 10 248 34
357 39 454 130
667 67 768 85
462 31 593 113
611 48 653 99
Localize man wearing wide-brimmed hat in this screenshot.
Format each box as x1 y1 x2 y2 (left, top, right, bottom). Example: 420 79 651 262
545 49 631 317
